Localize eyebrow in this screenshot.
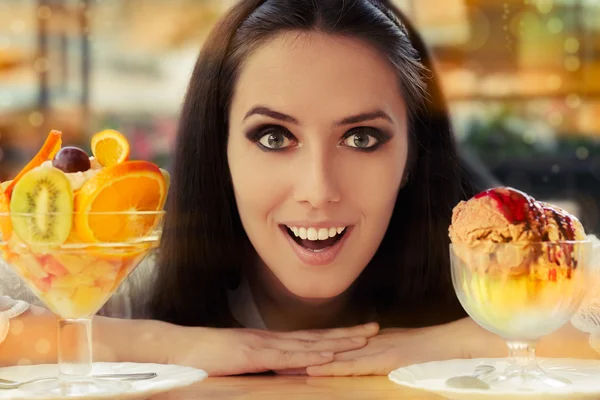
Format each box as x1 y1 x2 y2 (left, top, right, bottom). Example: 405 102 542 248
243 106 299 124
243 105 394 126
334 110 393 126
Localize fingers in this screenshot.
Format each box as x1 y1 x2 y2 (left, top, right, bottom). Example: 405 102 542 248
271 336 367 353
275 368 307 375
277 323 379 340
306 353 390 376
331 346 383 361
306 359 365 376
242 324 380 374
258 349 334 371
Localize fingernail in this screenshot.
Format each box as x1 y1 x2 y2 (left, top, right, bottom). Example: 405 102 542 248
352 337 365 343
363 322 378 329
320 352 333 357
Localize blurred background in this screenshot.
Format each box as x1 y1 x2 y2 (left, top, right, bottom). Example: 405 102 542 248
0 0 599 232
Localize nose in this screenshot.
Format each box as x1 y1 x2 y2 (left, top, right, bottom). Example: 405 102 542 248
293 148 341 208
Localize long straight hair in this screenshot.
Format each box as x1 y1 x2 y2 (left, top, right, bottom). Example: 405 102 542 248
150 0 468 328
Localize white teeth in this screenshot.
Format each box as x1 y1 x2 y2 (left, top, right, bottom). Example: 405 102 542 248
317 228 329 240
287 225 348 241
299 227 307 240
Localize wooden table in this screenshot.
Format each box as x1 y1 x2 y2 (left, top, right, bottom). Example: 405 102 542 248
152 376 443 399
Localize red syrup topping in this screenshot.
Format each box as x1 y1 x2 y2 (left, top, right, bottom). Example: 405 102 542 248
474 187 545 226
474 188 578 273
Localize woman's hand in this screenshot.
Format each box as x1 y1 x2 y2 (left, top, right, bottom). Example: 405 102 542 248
305 320 475 376
167 323 380 376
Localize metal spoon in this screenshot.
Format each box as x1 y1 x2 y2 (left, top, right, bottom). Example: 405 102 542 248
445 364 495 390
0 372 157 390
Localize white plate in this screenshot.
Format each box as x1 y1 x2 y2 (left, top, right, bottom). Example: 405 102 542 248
388 358 600 400
0 362 207 400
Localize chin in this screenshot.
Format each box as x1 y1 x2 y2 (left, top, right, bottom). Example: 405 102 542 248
282 278 351 301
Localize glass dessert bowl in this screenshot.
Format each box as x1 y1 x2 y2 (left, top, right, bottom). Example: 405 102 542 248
0 211 164 396
0 128 168 396
450 241 591 390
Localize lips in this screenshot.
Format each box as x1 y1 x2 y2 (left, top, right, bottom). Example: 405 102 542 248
279 224 353 266
285 226 346 251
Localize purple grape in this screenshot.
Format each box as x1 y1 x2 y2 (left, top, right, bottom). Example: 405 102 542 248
52 147 91 173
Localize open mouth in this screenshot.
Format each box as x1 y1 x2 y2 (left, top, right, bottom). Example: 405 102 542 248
283 225 348 252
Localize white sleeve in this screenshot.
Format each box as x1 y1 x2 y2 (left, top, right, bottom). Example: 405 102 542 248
0 296 29 343
570 234 600 354
0 260 34 343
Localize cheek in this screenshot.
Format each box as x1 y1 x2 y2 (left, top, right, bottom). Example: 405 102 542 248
227 141 289 223
344 146 406 219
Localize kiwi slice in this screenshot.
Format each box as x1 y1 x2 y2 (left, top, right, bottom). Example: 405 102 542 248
10 167 74 245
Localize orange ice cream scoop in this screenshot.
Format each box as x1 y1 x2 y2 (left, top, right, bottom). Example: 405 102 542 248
449 187 586 278
449 187 547 245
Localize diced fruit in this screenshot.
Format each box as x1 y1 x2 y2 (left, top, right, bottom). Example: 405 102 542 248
5 130 62 197
32 276 52 293
43 287 77 317
74 161 166 242
41 255 69 277
71 286 104 317
5 240 156 318
52 253 89 274
0 191 12 241
10 167 74 245
52 287 76 298
14 253 48 279
100 280 116 293
52 273 95 288
90 129 130 168
83 259 117 279
114 262 136 286
52 147 91 173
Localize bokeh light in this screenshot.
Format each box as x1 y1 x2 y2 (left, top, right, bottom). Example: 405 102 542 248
564 37 580 53
29 112 44 127
547 17 564 34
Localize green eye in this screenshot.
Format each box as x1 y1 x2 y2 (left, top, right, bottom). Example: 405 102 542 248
341 128 386 150
344 131 376 149
259 132 291 150
246 125 296 151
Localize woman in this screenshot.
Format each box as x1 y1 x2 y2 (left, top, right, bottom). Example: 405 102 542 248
0 0 597 377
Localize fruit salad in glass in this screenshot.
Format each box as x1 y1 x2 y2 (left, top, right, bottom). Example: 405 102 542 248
0 129 167 396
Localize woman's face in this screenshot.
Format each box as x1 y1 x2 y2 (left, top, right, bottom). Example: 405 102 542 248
227 31 409 300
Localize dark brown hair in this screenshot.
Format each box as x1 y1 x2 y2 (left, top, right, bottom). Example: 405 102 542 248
150 0 468 328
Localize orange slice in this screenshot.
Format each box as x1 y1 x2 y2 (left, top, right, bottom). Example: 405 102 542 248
5 130 62 197
0 191 12 241
48 138 62 160
74 161 165 242
0 180 11 192
90 130 130 167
